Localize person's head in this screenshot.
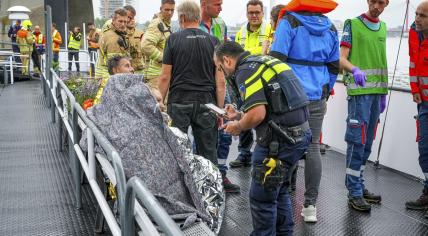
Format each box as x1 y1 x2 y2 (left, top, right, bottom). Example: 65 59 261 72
177 1 201 28
16 20 21 26
366 0 389 19
124 5 136 28
214 41 245 77
270 4 285 30
201 0 223 18
415 1 428 35
22 20 32 30
160 0 175 21
87 22 96 30
34 25 41 33
246 0 264 28
73 26 81 33
52 22 57 30
112 8 129 32
107 55 134 75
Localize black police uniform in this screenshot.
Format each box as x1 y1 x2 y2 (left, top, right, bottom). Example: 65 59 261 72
230 52 312 236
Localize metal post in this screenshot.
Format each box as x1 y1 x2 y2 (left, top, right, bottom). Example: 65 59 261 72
45 6 53 107
72 104 82 209
82 23 88 52
57 85 63 152
65 22 68 54
9 56 13 85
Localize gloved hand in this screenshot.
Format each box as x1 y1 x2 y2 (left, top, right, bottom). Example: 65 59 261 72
380 95 387 113
352 67 367 87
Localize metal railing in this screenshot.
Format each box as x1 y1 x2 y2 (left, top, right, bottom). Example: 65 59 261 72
37 5 191 236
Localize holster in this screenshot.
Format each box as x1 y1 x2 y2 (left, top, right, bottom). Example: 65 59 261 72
252 160 286 191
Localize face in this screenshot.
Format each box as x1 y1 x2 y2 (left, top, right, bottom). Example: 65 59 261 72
367 0 388 19
214 54 235 78
203 0 223 18
247 4 264 27
88 24 95 30
74 27 81 33
113 58 134 74
34 26 40 33
127 11 136 28
161 3 175 21
415 3 428 33
113 14 128 32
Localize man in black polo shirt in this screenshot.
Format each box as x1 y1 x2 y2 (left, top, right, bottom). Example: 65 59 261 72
158 1 225 169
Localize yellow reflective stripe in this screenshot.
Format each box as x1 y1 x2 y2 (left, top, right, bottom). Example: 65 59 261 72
245 79 263 100
245 64 266 85
150 50 162 61
262 63 290 82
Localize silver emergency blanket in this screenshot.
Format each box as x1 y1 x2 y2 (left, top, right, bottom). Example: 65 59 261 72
79 74 224 233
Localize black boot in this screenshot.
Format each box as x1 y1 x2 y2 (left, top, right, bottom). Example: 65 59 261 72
221 172 240 194
406 188 428 210
348 196 371 212
363 189 382 204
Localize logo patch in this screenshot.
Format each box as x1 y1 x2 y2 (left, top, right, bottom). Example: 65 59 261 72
239 84 246 99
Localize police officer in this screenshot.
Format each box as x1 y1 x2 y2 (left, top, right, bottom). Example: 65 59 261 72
215 41 311 236
124 5 145 74
95 8 130 104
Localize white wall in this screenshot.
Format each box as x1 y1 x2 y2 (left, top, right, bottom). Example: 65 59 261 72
323 83 423 179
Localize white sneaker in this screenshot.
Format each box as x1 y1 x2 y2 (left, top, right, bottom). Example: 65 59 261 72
301 205 317 223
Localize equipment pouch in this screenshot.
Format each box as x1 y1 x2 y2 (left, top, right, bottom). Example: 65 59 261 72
267 82 288 114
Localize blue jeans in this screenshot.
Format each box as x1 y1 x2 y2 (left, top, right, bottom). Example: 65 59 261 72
417 101 428 187
345 95 381 197
250 131 311 236
237 130 254 161
217 91 232 173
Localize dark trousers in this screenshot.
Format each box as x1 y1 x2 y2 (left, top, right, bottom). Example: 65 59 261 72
89 48 97 76
31 49 41 72
168 102 218 165
417 101 428 188
238 130 254 161
250 130 311 236
68 50 80 71
12 43 21 63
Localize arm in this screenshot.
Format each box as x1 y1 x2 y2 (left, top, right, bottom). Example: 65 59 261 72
53 32 62 45
157 64 172 102
141 21 164 63
224 105 266 136
326 29 340 91
215 66 226 108
339 46 355 73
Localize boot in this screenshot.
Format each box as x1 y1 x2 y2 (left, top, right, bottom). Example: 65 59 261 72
221 172 240 194
229 155 251 168
363 189 382 204
348 196 371 212
405 188 428 210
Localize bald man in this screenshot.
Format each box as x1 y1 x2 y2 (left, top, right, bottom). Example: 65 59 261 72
406 1 428 217
339 0 389 212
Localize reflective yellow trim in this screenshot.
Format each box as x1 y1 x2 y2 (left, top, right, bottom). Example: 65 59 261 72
245 79 263 100
262 64 290 82
262 69 276 82
245 65 265 85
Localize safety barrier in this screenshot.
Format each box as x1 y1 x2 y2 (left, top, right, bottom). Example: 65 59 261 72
37 6 212 236
0 41 31 84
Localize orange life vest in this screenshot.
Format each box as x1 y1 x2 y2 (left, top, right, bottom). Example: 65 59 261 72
278 0 338 23
409 27 428 102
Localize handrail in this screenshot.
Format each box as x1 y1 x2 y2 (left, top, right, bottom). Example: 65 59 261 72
124 177 184 236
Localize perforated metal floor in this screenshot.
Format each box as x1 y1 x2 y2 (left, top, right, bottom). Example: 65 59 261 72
2 80 428 236
220 141 428 236
0 80 97 236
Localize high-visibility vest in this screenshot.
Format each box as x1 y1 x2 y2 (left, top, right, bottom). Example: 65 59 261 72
68 33 82 50
409 26 428 102
237 21 271 55
52 30 62 52
345 18 388 96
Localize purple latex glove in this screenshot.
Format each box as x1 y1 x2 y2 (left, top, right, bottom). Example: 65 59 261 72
352 67 367 87
380 95 386 113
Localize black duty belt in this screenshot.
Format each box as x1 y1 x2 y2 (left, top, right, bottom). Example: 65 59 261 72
269 120 310 145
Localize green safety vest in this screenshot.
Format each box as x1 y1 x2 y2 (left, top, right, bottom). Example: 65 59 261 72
345 18 388 95
68 33 82 50
237 21 271 55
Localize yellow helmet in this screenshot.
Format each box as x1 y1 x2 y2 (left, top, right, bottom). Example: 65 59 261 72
22 20 33 30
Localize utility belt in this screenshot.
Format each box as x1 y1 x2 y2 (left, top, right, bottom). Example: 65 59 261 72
256 120 310 147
